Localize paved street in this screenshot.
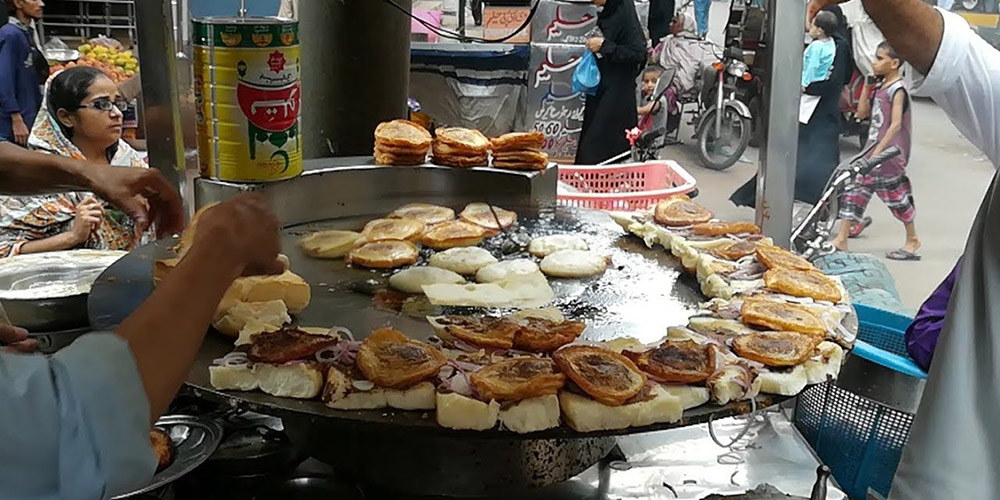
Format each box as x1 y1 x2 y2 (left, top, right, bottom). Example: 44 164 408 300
672 0 995 310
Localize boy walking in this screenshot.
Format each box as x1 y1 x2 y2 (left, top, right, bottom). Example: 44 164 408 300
832 42 920 260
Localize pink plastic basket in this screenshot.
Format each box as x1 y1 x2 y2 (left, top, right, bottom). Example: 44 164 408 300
557 160 698 211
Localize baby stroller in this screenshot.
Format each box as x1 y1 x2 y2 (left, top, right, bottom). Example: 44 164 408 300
601 68 678 165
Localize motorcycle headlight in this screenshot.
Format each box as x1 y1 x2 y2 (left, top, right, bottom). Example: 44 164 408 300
728 62 749 78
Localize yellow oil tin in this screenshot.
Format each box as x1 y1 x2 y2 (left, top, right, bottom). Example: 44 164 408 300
193 17 301 182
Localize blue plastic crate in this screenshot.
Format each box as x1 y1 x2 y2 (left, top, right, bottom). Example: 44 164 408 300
794 305 927 500
853 304 927 380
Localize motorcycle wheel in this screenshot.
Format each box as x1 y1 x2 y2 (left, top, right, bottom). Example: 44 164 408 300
696 107 751 171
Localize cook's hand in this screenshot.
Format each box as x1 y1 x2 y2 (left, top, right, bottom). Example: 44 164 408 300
586 37 605 53
193 193 284 277
0 324 37 354
11 115 28 146
70 198 104 244
84 166 184 239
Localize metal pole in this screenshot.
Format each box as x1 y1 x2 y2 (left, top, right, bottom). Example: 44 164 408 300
298 0 412 158
135 0 189 214
756 0 804 247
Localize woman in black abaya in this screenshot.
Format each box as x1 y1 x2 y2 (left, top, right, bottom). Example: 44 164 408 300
730 5 852 207
574 0 647 165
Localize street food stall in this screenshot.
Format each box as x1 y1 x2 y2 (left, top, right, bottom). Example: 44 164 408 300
0 0 871 498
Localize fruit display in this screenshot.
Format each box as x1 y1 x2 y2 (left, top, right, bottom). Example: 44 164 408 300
48 43 138 84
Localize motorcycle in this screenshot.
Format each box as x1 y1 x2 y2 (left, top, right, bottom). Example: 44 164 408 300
791 144 901 261
694 45 754 170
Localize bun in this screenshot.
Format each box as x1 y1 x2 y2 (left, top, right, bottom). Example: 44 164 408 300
558 384 683 432
528 234 589 258
653 196 713 227
389 267 465 294
498 394 561 434
323 368 437 410
757 365 808 396
347 240 420 269
539 250 609 278
216 270 312 316
691 221 761 236
210 362 323 399
436 392 501 431
421 220 488 249
428 246 498 275
732 331 821 367
213 299 290 338
741 299 826 336
299 230 366 259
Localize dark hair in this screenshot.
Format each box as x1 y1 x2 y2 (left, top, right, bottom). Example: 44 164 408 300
643 64 664 76
48 66 119 160
813 11 838 38
48 66 106 139
877 41 902 63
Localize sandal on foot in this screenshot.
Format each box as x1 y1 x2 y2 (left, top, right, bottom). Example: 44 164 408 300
849 216 872 238
886 249 921 261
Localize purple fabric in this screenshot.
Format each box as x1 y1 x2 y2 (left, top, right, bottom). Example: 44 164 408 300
905 260 960 371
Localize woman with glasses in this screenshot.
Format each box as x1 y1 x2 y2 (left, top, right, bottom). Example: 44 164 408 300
0 67 150 256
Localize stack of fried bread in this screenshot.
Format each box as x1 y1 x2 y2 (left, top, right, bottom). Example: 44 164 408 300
490 131 549 171
432 127 489 167
374 120 432 166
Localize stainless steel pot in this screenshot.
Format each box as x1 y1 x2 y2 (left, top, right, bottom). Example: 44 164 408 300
0 250 125 331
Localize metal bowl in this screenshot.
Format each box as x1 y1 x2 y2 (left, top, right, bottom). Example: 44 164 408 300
0 250 125 331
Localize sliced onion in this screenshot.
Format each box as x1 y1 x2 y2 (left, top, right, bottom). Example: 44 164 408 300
315 344 342 363
282 359 307 366
449 372 474 397
213 351 248 367
452 339 481 353
438 364 456 380
449 360 484 373
823 312 855 344
352 380 375 391
507 348 537 358
327 326 355 341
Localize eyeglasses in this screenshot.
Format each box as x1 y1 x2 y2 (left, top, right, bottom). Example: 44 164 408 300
78 99 129 113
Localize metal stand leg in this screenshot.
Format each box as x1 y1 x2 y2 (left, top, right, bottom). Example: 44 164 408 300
756 0 804 247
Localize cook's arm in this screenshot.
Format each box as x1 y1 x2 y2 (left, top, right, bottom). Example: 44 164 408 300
0 142 183 236
113 232 244 420
864 1 1000 167
0 196 279 499
0 241 249 499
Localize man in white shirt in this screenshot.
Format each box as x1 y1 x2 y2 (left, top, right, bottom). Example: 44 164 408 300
839 0 884 77
813 0 1000 497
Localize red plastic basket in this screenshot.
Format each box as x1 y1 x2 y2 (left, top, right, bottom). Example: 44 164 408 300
556 160 698 211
